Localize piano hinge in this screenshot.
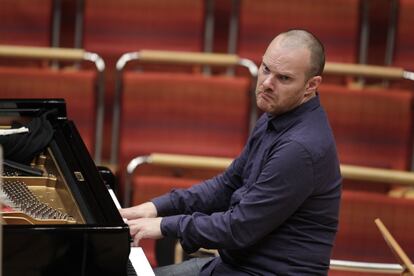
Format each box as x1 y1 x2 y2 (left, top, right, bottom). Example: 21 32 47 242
74 171 85 181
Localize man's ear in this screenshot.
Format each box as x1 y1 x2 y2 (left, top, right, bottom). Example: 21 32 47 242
305 76 322 95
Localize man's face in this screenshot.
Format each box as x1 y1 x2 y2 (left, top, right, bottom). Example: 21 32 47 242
255 40 320 116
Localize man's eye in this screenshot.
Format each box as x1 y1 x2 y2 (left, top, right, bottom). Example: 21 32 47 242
279 75 290 81
262 65 270 73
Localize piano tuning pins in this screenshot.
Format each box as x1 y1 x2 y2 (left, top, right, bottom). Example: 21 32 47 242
0 179 71 221
2 166 20 176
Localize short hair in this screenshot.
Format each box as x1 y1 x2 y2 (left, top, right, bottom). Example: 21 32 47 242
278 29 325 78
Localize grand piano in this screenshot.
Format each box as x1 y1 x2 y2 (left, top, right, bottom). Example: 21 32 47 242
0 99 139 276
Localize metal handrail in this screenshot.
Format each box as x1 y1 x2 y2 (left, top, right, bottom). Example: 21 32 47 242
111 50 259 165
324 62 414 81
329 259 405 274
0 45 105 164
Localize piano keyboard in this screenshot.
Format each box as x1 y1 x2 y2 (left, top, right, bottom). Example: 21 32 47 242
108 189 155 276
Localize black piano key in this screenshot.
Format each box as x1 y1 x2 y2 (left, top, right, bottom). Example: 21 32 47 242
127 259 138 276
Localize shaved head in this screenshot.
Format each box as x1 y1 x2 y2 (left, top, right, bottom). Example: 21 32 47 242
269 29 325 78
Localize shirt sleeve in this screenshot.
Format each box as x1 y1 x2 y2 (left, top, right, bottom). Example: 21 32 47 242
152 145 249 217
159 139 315 253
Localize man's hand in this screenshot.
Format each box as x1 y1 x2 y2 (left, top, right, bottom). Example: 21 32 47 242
119 202 163 246
119 202 158 220
127 217 163 247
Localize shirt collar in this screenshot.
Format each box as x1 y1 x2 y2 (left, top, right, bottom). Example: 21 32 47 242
266 94 320 132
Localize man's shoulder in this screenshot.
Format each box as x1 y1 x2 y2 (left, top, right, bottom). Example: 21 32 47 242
288 116 337 162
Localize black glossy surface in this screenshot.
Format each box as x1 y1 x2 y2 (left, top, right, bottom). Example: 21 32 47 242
1 99 131 276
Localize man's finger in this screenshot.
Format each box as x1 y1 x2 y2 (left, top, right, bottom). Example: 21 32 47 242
133 231 145 247
128 220 142 237
119 208 138 219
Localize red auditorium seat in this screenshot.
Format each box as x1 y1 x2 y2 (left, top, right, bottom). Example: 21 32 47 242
120 73 250 167
82 0 208 160
0 66 98 156
330 190 414 276
83 0 205 61
320 84 414 170
0 0 53 47
121 71 252 204
235 0 360 65
319 84 414 192
0 0 55 67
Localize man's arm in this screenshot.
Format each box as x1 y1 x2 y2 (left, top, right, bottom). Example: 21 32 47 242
119 146 248 247
161 140 315 253
152 150 247 217
120 115 268 247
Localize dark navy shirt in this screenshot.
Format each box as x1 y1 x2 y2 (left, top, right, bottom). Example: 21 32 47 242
152 95 342 275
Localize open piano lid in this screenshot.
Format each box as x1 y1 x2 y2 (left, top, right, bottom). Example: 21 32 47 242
0 99 132 276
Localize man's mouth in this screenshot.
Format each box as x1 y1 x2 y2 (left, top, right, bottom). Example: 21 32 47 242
258 91 273 101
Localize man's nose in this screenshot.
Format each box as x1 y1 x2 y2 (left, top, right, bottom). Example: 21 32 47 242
262 75 274 90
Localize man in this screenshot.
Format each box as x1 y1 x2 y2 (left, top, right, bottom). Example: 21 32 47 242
120 29 342 275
